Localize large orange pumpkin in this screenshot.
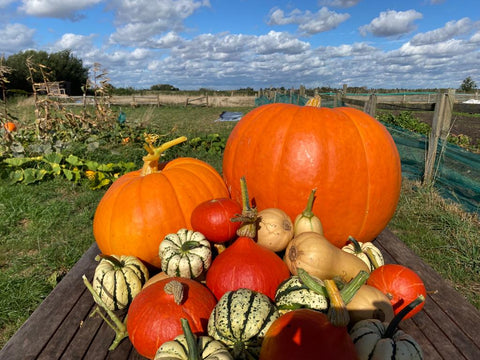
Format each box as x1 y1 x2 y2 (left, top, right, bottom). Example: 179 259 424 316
93 137 229 269
222 104 401 248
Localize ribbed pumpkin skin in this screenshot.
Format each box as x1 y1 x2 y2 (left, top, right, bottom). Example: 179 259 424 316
4 122 16 132
93 157 229 269
127 277 217 360
222 104 401 248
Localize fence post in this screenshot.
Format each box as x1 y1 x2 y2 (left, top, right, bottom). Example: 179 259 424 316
364 94 377 117
423 89 455 185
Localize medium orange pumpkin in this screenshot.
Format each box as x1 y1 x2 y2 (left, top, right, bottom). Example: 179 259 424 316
93 137 229 269
222 103 401 248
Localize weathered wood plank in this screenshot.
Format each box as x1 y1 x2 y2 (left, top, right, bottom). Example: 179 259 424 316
0 243 100 360
2 231 479 360
373 229 480 359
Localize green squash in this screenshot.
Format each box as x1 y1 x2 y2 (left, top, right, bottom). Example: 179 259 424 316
160 228 212 279
155 318 232 360
92 254 149 310
208 288 279 359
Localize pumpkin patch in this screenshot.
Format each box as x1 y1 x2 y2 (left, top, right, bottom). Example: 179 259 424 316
84 106 427 360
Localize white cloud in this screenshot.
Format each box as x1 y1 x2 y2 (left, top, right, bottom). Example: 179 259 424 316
268 7 350 35
410 18 475 45
0 23 35 53
19 0 103 20
109 0 210 46
50 33 97 52
359 9 423 37
317 0 361 7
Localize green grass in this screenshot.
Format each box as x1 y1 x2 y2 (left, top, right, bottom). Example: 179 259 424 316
1 104 479 348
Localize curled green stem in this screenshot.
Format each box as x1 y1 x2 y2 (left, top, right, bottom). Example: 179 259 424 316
82 275 128 350
384 295 425 338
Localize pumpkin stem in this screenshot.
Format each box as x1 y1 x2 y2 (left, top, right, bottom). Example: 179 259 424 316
297 268 328 297
339 270 369 304
95 254 124 269
180 318 200 360
181 241 202 252
232 176 258 238
347 236 363 254
324 279 350 327
82 275 128 350
383 295 425 339
140 136 187 176
301 188 317 218
164 280 184 305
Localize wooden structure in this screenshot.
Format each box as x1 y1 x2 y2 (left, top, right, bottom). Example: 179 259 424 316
33 81 69 96
1 229 479 360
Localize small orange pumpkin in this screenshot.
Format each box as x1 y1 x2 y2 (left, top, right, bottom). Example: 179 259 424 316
4 122 16 132
223 103 401 248
93 137 229 269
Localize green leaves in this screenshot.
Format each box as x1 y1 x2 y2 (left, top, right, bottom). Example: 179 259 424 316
3 153 135 189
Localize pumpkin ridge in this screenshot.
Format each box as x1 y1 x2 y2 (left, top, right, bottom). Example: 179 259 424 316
338 108 371 240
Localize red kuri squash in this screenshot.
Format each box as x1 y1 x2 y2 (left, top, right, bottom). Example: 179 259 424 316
205 236 290 301
127 277 217 360
190 197 242 243
222 104 401 248
259 309 358 360
366 264 427 319
93 137 229 269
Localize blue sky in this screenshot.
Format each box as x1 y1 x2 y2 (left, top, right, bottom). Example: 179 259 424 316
1 0 479 90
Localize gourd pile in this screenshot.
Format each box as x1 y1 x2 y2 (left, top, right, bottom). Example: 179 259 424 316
84 103 428 360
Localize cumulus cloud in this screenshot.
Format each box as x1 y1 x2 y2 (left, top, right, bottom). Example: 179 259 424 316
50 33 97 52
268 7 350 35
109 0 209 46
359 9 423 37
317 0 361 8
19 0 103 20
0 23 35 53
410 18 475 46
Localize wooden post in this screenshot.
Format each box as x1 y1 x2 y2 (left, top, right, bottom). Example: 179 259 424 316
423 89 455 185
299 85 305 97
342 84 348 94
364 94 377 117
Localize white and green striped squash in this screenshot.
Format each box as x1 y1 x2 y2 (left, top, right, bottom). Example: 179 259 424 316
92 254 149 311
159 228 212 279
274 275 329 314
342 236 384 271
350 319 423 360
155 319 233 360
208 288 279 359
349 295 425 360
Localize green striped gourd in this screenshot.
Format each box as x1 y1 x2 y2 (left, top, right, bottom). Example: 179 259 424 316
208 288 279 359
274 275 328 314
155 318 233 360
349 296 425 360
92 254 149 310
159 228 212 279
341 236 384 271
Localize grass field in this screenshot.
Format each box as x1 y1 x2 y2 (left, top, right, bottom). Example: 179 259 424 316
1 103 479 348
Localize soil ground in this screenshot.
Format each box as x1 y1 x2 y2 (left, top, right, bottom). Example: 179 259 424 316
383 109 480 146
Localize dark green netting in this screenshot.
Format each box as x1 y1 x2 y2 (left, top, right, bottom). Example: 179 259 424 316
382 122 480 215
255 94 310 106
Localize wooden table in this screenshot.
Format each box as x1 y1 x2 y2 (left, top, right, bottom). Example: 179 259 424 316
1 229 479 359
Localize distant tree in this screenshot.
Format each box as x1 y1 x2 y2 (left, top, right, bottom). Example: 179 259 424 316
48 50 89 95
5 49 88 95
459 76 477 92
150 84 179 91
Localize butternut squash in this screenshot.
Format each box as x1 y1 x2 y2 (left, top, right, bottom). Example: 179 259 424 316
284 232 370 282
346 284 394 325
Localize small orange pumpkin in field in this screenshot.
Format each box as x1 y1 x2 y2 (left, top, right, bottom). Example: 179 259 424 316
93 137 229 269
4 122 16 132
223 103 401 248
